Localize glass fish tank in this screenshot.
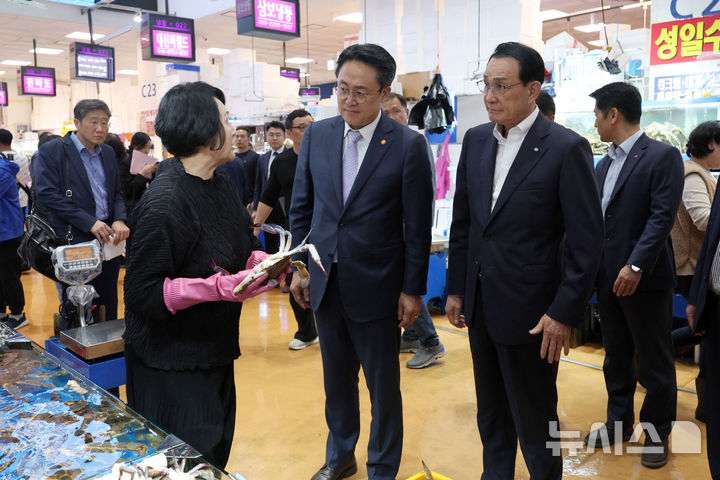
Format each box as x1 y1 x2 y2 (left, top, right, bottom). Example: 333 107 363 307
0 323 240 479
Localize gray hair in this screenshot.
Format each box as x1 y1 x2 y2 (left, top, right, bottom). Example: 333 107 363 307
73 99 111 121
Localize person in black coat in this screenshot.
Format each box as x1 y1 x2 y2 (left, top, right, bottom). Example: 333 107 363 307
118 132 157 217
123 82 288 468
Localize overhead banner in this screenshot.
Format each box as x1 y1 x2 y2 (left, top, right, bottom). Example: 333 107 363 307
236 0 300 41
71 42 115 82
141 13 196 63
649 1 720 101
19 66 56 97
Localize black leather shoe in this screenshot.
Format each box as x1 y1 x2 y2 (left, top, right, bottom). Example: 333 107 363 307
310 457 357 480
641 436 669 468
584 422 633 448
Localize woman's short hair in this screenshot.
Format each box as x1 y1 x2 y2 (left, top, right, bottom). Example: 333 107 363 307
687 121 720 159
129 132 152 154
155 82 227 158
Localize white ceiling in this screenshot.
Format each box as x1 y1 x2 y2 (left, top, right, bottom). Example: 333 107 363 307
0 0 650 87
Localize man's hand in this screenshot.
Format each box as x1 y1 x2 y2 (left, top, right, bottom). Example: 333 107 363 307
397 293 422 328
446 294 465 329
529 314 571 363
613 265 642 296
686 303 706 336
290 271 310 309
90 220 113 243
111 220 130 245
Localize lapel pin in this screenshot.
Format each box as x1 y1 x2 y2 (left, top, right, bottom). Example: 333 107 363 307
381 139 387 145
533 147 539 152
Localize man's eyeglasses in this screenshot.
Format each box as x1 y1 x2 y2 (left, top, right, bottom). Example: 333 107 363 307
477 82 523 97
289 123 312 131
383 107 405 116
336 84 382 104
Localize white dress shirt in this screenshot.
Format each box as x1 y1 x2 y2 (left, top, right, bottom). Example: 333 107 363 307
601 129 644 214
343 109 382 173
267 146 285 179
491 107 540 211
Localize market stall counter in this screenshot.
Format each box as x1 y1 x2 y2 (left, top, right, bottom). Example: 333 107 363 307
0 322 245 479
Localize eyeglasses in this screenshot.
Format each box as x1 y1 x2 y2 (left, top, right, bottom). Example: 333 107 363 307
289 122 312 131
336 84 382 104
383 107 405 116
477 82 523 97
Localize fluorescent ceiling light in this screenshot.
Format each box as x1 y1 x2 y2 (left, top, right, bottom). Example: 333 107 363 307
118 69 139 75
1 60 31 66
133 13 142 22
286 57 314 64
540 9 568 21
29 48 64 55
574 23 604 33
622 1 649 9
208 48 231 55
588 40 605 47
327 59 335 71
0 71 6 75
66 31 105 41
333 12 362 23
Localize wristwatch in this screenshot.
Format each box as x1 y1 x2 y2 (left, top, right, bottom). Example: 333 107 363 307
630 265 642 273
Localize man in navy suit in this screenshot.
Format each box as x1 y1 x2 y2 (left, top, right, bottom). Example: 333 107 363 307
34 99 129 326
585 82 683 469
289 43 433 480
254 121 286 254
446 42 604 479
686 129 720 478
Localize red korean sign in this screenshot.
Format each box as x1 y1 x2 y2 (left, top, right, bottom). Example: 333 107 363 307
651 13 720 65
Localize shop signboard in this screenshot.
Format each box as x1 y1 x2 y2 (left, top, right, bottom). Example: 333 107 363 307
0 82 7 106
141 13 196 63
649 1 720 101
236 0 300 41
280 66 300 81
20 66 56 97
71 42 115 82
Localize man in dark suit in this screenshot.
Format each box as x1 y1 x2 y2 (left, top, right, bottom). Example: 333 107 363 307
34 99 129 326
234 126 259 205
446 42 604 479
585 82 683 469
686 136 720 478
253 121 286 254
289 44 433 480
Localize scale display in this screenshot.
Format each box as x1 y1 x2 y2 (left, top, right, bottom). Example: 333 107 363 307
58 244 101 272
0 82 7 106
71 42 115 82
20 66 56 97
236 0 300 41
141 13 196 63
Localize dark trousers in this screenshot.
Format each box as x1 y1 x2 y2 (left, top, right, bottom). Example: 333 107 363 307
288 272 317 341
124 343 236 468
316 266 402 480
401 302 440 348
596 276 677 438
0 236 24 315
60 256 121 329
469 317 562 480
702 293 720 479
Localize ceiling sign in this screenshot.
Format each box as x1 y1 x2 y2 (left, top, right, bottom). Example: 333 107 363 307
0 83 7 106
71 42 115 82
141 13 196 63
236 0 300 41
20 66 56 97
651 13 720 65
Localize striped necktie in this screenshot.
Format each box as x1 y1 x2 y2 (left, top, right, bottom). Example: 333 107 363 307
342 130 362 204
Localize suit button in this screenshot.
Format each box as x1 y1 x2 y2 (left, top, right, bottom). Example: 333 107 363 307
339 223 344 228
483 234 490 240
607 213 613 218
606 237 610 241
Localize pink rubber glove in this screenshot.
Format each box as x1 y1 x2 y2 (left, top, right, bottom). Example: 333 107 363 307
163 270 272 314
246 250 271 270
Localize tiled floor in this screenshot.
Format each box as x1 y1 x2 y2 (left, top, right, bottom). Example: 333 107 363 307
18 269 712 479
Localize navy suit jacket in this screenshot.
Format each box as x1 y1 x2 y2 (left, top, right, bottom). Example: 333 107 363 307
34 133 126 244
447 114 604 345
687 173 720 332
595 133 683 291
253 148 283 208
289 113 433 321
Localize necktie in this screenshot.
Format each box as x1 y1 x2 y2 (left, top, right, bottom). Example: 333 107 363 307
267 151 277 179
709 243 720 294
342 130 362 204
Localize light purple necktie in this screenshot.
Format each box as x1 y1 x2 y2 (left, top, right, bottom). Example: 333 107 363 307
342 130 363 204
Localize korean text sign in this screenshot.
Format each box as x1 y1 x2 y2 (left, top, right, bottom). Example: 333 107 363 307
21 67 56 96
651 13 720 65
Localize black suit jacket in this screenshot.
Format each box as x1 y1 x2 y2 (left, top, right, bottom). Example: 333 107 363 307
447 114 604 345
688 177 720 332
595 133 683 291
253 148 283 208
289 113 433 320
34 133 126 244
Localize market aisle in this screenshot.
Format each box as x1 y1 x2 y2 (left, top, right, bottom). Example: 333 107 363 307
19 269 711 479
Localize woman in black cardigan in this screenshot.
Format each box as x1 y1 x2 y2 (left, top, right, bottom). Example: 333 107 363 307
119 131 156 216
123 81 287 468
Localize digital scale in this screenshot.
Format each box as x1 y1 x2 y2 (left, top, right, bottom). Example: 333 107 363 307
50 241 125 362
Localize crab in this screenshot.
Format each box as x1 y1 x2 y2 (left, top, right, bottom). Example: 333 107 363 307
233 224 326 295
